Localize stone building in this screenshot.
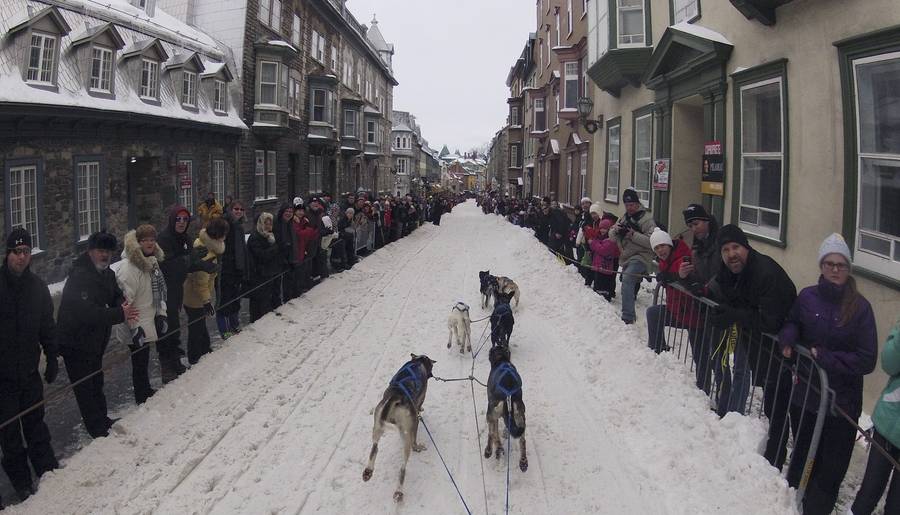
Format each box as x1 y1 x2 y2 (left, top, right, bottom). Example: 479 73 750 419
0 0 246 281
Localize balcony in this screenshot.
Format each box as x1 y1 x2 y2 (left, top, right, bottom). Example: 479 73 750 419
729 0 795 26
587 47 653 97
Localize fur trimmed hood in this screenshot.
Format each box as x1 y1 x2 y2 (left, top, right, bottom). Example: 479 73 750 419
256 212 275 244
196 228 226 256
122 229 164 273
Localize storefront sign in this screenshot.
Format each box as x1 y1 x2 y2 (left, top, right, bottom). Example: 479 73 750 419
701 140 724 196
177 163 191 189
652 159 670 191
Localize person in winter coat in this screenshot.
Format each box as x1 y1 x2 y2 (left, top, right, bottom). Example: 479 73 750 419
155 206 194 383
274 204 297 302
851 322 900 515
247 213 281 322
573 198 593 284
432 197 444 226
588 219 619 301
114 225 167 405
58 231 139 438
778 233 877 514
609 188 657 324
218 200 248 339
292 205 319 293
183 217 228 364
710 224 796 469
196 192 223 228
338 207 358 269
308 198 333 278
0 228 59 502
546 204 571 257
645 229 703 354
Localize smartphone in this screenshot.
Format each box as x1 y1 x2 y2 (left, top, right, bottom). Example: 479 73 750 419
682 256 691 263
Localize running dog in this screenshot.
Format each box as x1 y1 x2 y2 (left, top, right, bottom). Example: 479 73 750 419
494 275 521 309
479 270 495 309
362 354 436 503
490 291 515 348
484 345 528 472
447 302 472 354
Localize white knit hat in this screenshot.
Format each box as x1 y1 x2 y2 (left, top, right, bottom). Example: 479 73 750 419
649 228 673 249
589 203 602 215
580 196 592 204
818 233 852 265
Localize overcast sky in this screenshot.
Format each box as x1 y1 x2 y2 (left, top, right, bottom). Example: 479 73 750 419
345 0 534 153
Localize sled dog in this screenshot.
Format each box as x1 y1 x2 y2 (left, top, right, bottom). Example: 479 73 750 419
484 345 528 472
362 354 436 502
490 291 515 348
447 302 472 354
479 270 495 309
494 275 521 309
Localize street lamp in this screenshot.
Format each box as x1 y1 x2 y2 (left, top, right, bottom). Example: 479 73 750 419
577 96 602 134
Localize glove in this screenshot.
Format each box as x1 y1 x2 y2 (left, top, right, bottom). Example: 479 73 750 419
203 302 216 317
198 259 219 274
128 326 147 351
709 305 752 329
155 315 168 336
44 355 59 384
655 272 676 286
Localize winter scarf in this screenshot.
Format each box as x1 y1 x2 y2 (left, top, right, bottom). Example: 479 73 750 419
123 230 168 312
151 266 167 312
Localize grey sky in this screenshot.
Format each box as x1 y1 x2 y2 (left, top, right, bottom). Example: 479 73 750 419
346 0 533 153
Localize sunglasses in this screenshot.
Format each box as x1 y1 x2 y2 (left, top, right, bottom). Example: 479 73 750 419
232 207 244 212
175 216 190 222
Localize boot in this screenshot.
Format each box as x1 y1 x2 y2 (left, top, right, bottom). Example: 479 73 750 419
160 357 185 384
14 482 34 502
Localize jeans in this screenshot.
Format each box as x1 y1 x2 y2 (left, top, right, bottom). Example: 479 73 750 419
728 339 753 413
620 260 647 322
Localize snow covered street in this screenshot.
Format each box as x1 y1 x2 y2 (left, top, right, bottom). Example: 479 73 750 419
14 201 797 514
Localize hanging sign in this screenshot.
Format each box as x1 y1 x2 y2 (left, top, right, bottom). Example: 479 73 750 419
652 159 670 191
177 163 192 189
701 140 725 196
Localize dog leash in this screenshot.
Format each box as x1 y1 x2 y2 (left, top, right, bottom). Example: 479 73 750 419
469 315 491 323
433 375 488 388
417 414 473 515
506 395 513 515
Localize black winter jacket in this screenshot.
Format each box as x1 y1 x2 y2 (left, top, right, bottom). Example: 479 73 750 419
56 253 126 356
247 230 282 283
157 205 193 298
0 265 56 381
221 211 248 278
714 249 797 335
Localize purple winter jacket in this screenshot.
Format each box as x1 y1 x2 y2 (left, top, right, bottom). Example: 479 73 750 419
778 276 878 418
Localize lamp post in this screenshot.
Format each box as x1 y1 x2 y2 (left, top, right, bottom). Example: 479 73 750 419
577 96 602 134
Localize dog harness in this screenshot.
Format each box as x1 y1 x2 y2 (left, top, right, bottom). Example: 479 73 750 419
390 362 426 403
453 302 469 312
489 362 522 398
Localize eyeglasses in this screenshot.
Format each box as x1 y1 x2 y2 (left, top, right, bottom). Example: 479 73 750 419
175 216 190 222
9 248 30 256
821 260 850 272
232 207 244 212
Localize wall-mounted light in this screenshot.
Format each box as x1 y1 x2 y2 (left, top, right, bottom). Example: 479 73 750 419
577 96 602 134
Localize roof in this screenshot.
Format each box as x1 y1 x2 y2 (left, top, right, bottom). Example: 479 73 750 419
6 5 71 36
392 122 413 132
121 38 169 61
669 21 732 45
70 22 125 49
366 15 393 54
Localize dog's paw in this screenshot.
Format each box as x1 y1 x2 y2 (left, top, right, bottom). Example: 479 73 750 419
393 490 404 503
519 457 529 472
495 447 504 460
413 443 426 452
362 468 373 482
483 446 492 459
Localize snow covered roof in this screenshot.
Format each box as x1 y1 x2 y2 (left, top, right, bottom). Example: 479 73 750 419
670 21 732 45
263 39 299 53
364 106 381 115
550 139 560 154
200 59 233 81
6 4 71 35
70 22 125 49
366 15 393 54
392 122 413 132
121 38 168 61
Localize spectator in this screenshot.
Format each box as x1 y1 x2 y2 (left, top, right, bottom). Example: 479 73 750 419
710 224 796 469
851 321 900 515
273 204 297 303
382 200 394 244
57 230 138 438
292 205 319 293
574 197 593 285
114 225 167 405
645 229 703 355
247 212 281 322
218 200 248 339
0 228 59 502
779 233 877 514
196 192 223 228
183 217 228 364
307 198 330 279
588 218 619 301
610 188 656 325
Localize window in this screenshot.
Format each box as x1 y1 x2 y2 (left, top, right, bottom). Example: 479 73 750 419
258 61 279 105
177 160 193 208
554 92 560 126
567 0 573 36
510 105 520 126
367 120 377 144
27 32 56 84
738 77 784 240
309 155 323 193
291 14 301 47
311 30 325 63
181 71 197 107
288 77 301 117
258 0 281 30
397 158 408 175
331 46 337 71
606 121 620 201
618 0 645 46
564 62 579 109
212 159 226 204
555 12 560 47
673 0 699 24
510 145 520 168
90 46 113 92
8 165 40 249
633 113 653 207
588 0 610 63
580 151 588 197
254 150 277 200
140 58 159 99
311 88 333 123
851 50 900 273
343 52 353 84
214 80 227 112
75 161 101 241
343 109 357 137
566 154 573 204
534 97 546 131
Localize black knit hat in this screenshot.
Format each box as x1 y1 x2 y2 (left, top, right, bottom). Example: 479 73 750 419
717 224 750 250
87 230 117 251
623 188 640 204
6 227 31 252
683 203 711 224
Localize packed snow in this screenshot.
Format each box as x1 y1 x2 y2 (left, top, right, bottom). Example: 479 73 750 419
13 201 797 514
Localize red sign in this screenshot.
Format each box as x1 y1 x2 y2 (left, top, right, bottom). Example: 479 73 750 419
177 163 192 189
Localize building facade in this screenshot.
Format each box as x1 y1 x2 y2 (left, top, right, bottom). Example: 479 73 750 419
0 0 246 281
582 0 900 405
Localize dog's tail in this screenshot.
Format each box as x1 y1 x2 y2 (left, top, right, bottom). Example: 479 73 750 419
504 397 526 438
378 398 403 424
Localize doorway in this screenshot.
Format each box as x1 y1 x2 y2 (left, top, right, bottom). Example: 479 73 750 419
670 95 705 236
126 156 161 229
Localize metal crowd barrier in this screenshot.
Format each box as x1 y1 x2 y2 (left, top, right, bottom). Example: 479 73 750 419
649 281 832 507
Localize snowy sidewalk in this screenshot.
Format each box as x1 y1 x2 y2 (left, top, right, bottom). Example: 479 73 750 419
14 201 795 514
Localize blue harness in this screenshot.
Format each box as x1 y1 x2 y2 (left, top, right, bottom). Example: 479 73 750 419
489 362 522 398
390 362 426 403
492 302 512 319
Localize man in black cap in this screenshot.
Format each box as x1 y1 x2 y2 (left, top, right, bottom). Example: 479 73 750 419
57 230 139 438
711 224 796 468
0 228 59 502
610 187 656 324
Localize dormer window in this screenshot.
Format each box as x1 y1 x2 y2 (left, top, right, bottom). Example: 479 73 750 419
140 58 159 99
165 52 204 111
27 33 56 84
214 80 226 112
181 71 197 107
90 46 113 92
